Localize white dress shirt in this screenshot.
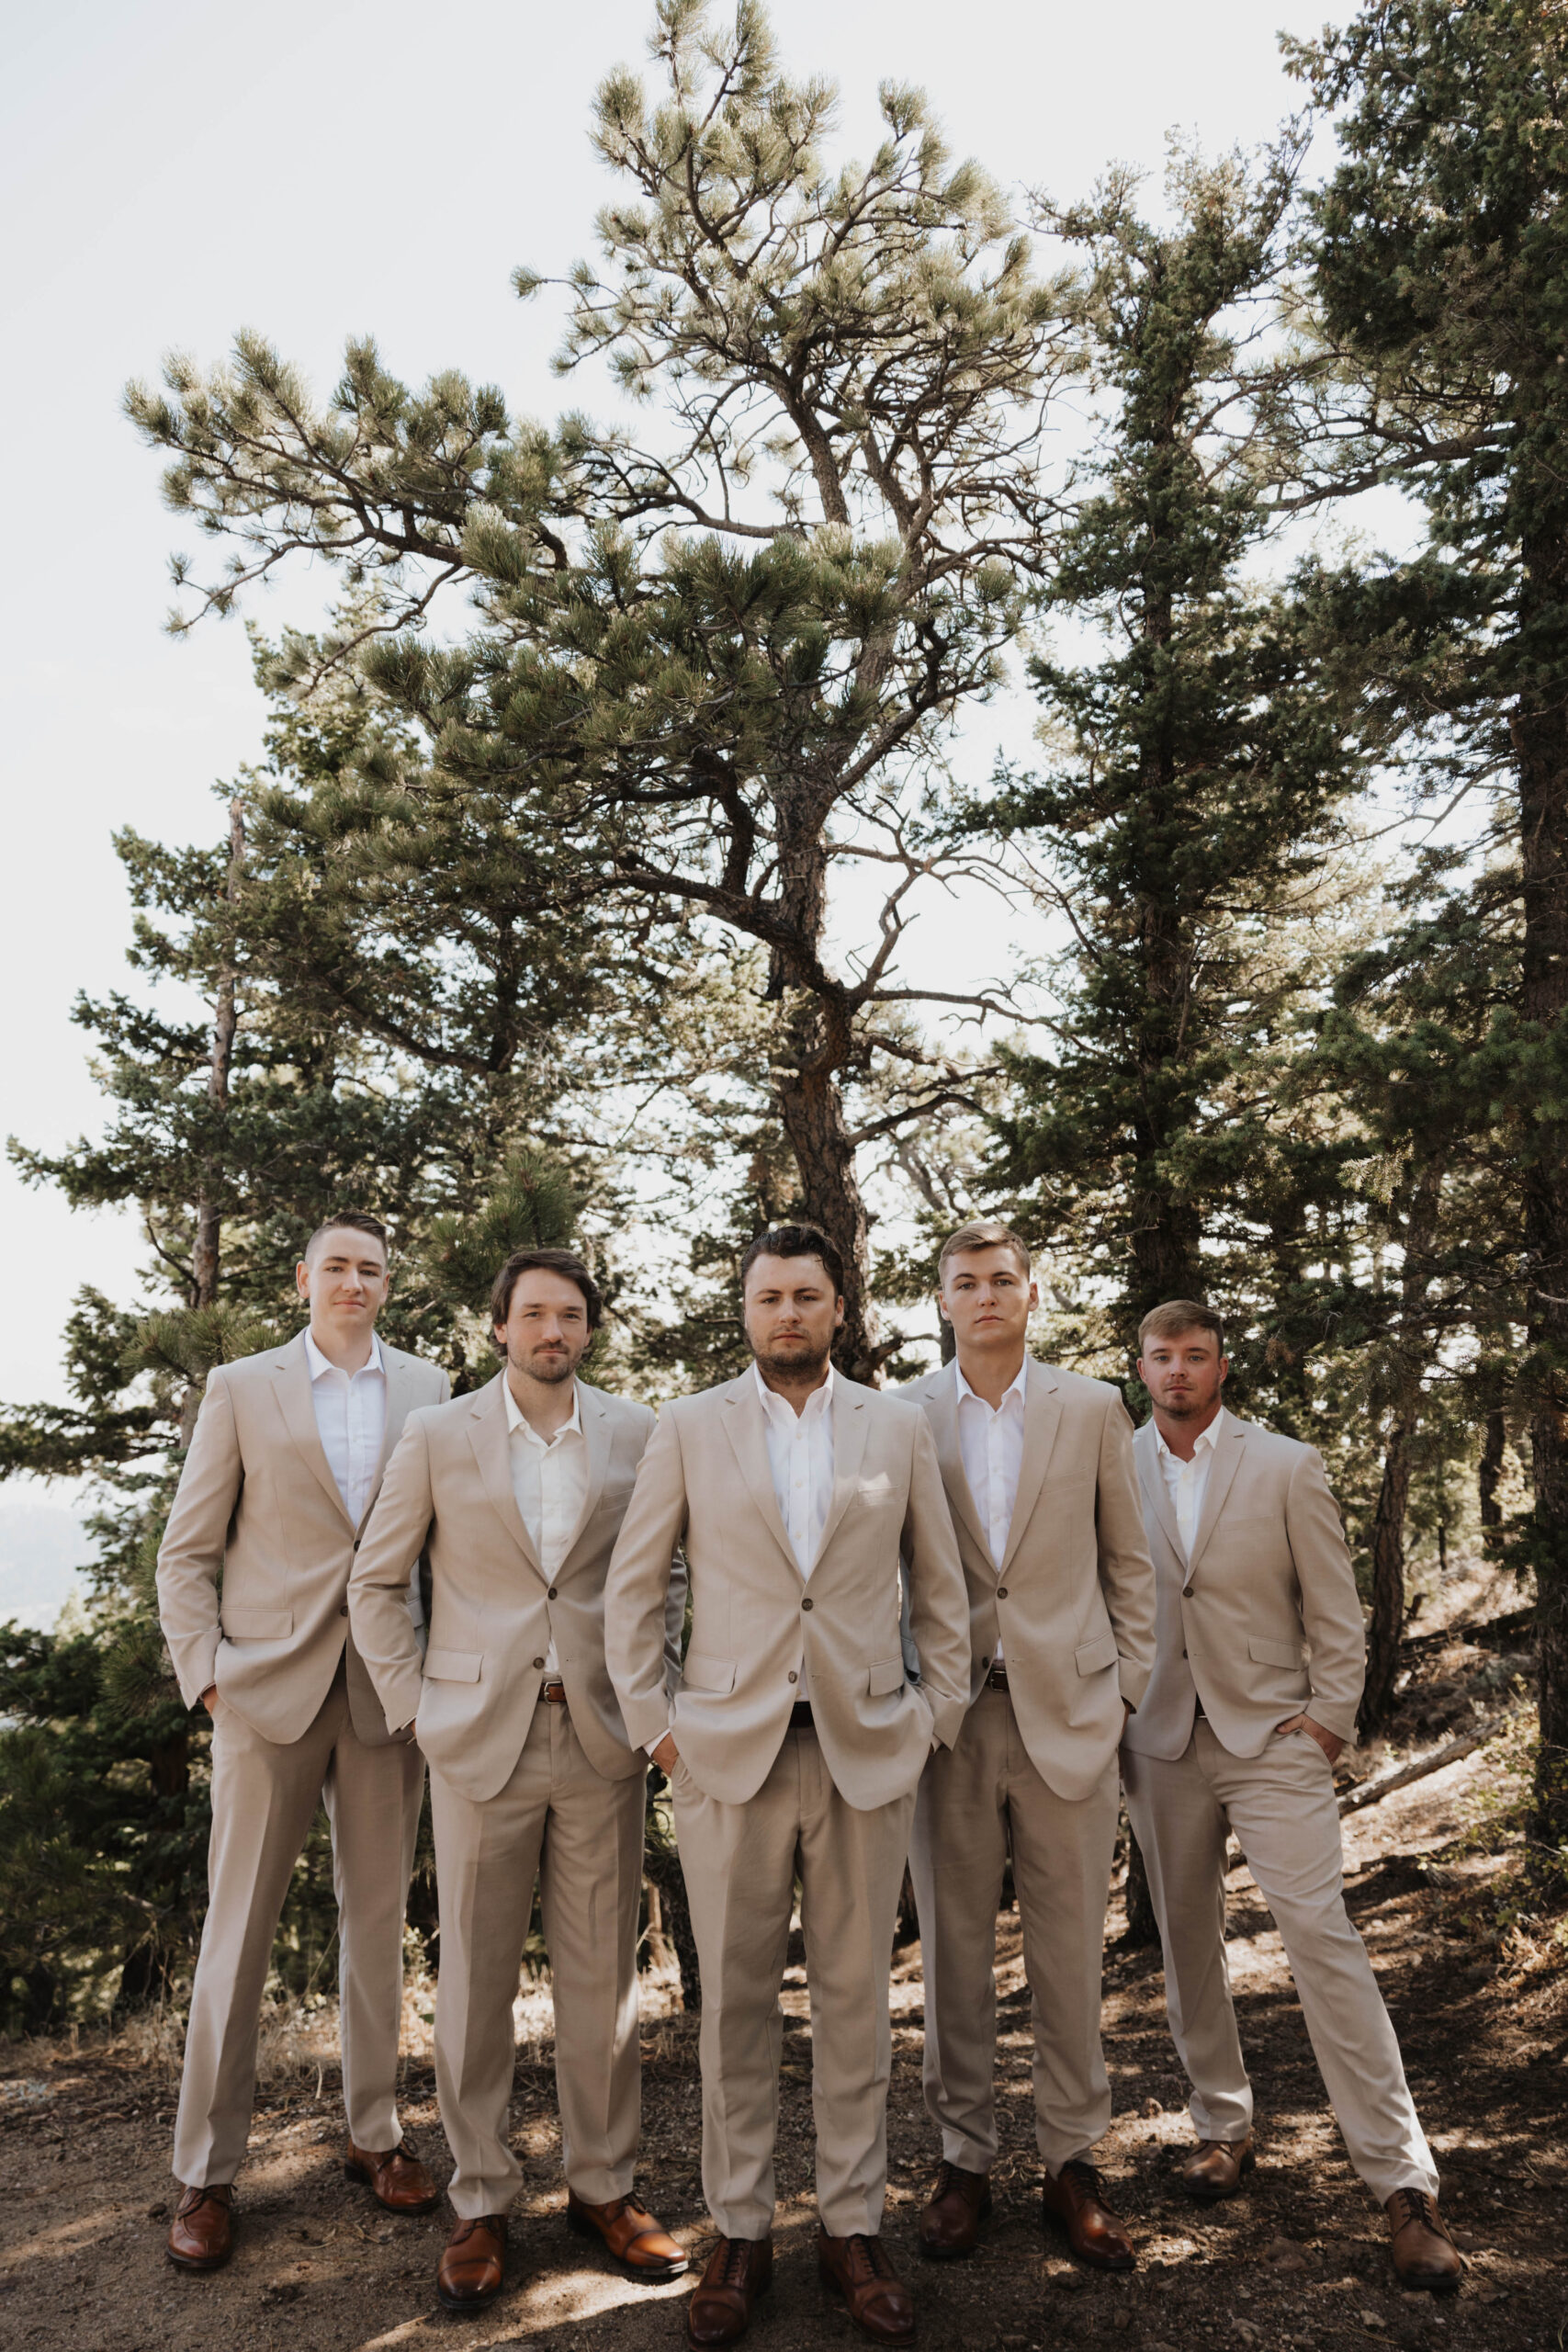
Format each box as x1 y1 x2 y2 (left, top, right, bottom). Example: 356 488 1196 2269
1154 1406 1227 1559
503 1374 590 1677
305 1329 387 1529
753 1361 836 1578
954 1353 1028 1661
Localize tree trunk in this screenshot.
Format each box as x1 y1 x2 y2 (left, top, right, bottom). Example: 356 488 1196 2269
1516 537 1568 1893
1359 1418 1413 1739
773 997 885 1385
1119 1804 1161 1948
1479 1407 1506 1545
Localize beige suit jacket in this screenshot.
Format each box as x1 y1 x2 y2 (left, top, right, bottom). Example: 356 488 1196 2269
1122 1411 1365 1760
156 1331 449 1747
907 1358 1156 1803
348 1372 682 1803
604 1370 971 1813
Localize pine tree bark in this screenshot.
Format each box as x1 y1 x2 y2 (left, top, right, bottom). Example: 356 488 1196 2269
1359 1419 1413 1739
1120 1805 1161 1948
1516 531 1568 1889
1479 1407 1506 1548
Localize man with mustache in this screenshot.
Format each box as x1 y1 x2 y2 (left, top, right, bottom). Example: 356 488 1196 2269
1122 1300 1461 2292
605 1225 971 2349
350 1248 687 2313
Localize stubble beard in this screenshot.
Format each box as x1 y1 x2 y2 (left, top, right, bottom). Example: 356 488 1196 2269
753 1337 831 1385
518 1350 577 1386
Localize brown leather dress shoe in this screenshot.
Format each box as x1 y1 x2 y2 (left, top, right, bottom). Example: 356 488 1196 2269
685 2235 773 2349
1179 2132 1256 2202
919 2160 992 2257
166 2182 234 2270
1385 2188 1462 2291
436 2213 508 2312
344 2134 440 2214
568 2188 689 2278
818 2228 917 2346
1041 2159 1135 2271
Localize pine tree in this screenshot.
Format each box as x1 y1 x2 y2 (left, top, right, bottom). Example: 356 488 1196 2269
123 1 1069 1379
1289 0 1568 1881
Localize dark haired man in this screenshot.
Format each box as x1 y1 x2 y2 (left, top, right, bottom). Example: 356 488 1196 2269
905 1222 1156 2272
156 1215 448 2270
1122 1303 1460 2291
605 1226 971 2349
351 1247 687 2313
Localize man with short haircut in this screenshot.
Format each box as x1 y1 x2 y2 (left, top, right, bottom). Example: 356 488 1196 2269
1122 1302 1461 2291
905 1222 1156 2272
605 1226 971 2350
156 1213 448 2269
350 1248 687 2314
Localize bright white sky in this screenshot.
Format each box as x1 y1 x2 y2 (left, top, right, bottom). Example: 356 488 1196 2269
0 0 1356 1416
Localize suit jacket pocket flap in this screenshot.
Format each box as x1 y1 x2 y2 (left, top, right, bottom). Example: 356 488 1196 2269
867 1656 907 1696
1248 1635 1306 1670
423 1648 483 1683
681 1652 737 1694
222 1607 293 1641
1074 1631 1120 1676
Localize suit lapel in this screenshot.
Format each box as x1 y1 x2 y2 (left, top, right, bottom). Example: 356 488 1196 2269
271 1335 354 1529
921 1369 989 1557
815 1377 872 1562
1000 1358 1062 1572
721 1374 801 1579
559 1381 611 1562
1135 1420 1185 1562
1183 1415 1247 1578
367 1343 419 1521
466 1374 545 1577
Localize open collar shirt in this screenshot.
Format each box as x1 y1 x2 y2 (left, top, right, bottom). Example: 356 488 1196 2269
304 1329 387 1530
1153 1405 1229 1561
503 1374 588 1678
954 1352 1029 1663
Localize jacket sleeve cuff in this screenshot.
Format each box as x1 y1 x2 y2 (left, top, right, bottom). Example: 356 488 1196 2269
1308 1696 1358 1743
623 1691 674 1751
177 1635 220 1712
924 1690 964 1750
378 1664 425 1737
1119 1659 1151 1711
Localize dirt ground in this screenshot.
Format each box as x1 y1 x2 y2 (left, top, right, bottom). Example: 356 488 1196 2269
3 1610 1564 2352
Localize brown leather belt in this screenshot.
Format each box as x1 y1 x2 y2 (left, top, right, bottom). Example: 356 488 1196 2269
789 1699 815 1730
985 1663 1009 1692
541 1679 568 1705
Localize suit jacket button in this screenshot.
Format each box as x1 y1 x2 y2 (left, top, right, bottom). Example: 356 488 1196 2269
997 1586 1008 1600
788 1671 798 1684
533 1656 545 1669
801 1597 813 1611
338 1603 348 1617
1182 1584 1194 1598
547 1586 558 1599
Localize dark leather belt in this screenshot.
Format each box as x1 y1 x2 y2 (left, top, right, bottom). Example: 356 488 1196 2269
541 1679 568 1705
789 1699 814 1730
985 1663 1009 1691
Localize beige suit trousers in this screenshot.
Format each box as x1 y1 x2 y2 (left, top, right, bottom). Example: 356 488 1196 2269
431 1702 647 2217
174 1662 423 2185
910 1686 1119 2176
1122 1723 1438 2201
673 1723 916 2240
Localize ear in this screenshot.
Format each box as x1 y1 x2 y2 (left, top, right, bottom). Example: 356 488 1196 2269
295 1260 310 1302
936 1291 951 1324
833 1295 846 1328
1217 1355 1230 1385
1026 1280 1040 1312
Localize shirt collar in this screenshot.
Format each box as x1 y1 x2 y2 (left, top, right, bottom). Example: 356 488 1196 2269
752 1359 835 1428
502 1372 583 1444
1154 1405 1226 1464
304 1329 385 1383
953 1354 1029 1413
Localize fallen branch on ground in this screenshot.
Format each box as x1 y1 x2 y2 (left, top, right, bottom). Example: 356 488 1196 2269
1337 1713 1512 1817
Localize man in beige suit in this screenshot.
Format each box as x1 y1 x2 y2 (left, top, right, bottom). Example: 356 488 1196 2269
350 1247 687 2314
156 1213 448 2271
604 1226 971 2351
1122 1300 1461 2291
906 1222 1156 2271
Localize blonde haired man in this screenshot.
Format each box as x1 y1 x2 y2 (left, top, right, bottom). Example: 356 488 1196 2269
1122 1301 1461 2292
905 1222 1156 2272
